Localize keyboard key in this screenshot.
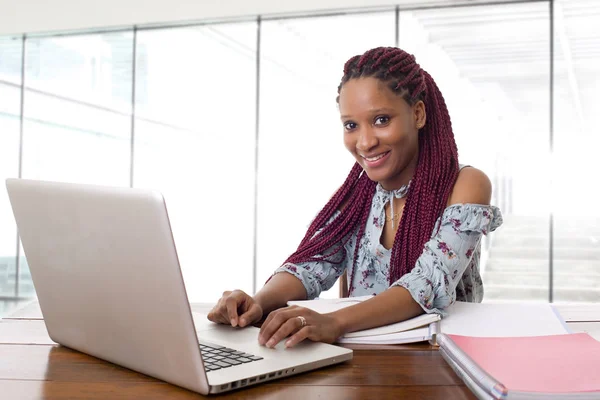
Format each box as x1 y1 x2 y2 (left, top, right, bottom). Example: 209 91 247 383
249 356 263 361
205 364 221 371
222 358 242 365
237 357 252 363
213 355 225 360
214 361 233 368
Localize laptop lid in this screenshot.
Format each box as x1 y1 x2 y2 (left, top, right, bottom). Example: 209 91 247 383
6 178 210 394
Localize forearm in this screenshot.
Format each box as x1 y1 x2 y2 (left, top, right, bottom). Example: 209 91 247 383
331 286 423 335
253 272 308 315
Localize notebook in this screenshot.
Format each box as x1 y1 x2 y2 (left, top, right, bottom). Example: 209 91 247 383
437 333 600 399
287 298 569 345
288 296 441 344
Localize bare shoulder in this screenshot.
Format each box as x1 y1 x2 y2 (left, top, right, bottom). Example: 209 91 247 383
447 166 492 206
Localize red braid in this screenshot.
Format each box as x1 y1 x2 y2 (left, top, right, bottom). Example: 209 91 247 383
285 47 459 294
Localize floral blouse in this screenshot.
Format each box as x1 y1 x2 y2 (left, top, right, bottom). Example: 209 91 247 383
274 175 503 316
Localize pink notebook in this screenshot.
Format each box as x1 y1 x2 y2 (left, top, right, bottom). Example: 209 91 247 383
440 333 600 398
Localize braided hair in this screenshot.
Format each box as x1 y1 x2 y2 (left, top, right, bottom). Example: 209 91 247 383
284 47 459 295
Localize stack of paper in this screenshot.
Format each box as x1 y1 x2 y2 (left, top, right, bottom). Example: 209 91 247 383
288 296 440 344
287 298 569 345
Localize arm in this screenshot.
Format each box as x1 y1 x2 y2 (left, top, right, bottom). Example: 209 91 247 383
261 168 499 347
331 167 494 333
209 211 352 327
255 205 353 313
253 272 308 315
332 286 423 334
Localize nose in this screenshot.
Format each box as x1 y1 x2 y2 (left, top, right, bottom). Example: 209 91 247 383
356 126 378 152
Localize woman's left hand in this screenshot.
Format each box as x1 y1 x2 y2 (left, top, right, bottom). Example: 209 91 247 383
258 306 344 348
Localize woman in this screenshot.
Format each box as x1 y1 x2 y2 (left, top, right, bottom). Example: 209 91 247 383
208 46 502 349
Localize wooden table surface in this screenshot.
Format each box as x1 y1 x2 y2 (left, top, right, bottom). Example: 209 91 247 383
2 302 599 400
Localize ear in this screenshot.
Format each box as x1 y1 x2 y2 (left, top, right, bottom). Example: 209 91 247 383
413 100 426 130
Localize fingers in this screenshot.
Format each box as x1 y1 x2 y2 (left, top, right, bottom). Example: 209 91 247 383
259 307 303 346
285 326 312 348
225 295 241 327
207 306 230 324
239 303 262 328
207 293 230 324
264 316 304 348
207 290 249 327
260 305 296 335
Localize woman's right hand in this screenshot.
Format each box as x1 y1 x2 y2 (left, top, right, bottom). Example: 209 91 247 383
207 290 263 328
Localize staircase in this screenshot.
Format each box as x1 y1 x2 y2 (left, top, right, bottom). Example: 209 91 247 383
484 215 600 303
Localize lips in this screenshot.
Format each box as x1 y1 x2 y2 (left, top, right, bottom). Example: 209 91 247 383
360 151 391 168
362 152 389 162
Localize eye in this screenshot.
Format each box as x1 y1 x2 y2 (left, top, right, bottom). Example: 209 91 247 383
343 121 357 131
374 115 390 126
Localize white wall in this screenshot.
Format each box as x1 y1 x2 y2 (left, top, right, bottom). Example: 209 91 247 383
0 0 519 36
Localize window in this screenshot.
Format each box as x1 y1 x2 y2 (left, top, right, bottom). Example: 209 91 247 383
3 1 598 305
400 3 551 301
553 0 600 302
18 32 134 296
258 12 396 297
0 36 22 297
133 23 257 302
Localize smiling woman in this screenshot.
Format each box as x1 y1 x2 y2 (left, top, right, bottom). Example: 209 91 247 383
208 46 503 349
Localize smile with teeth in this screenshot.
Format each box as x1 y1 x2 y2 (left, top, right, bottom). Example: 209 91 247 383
362 152 389 162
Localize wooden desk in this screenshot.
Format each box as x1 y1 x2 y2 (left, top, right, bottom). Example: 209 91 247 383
1 303 599 400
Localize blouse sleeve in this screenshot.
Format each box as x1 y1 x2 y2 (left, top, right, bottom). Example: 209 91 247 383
391 204 503 316
272 211 354 299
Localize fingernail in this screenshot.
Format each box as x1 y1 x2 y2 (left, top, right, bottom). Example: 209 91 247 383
266 339 275 348
240 318 246 326
230 319 237 327
285 340 292 348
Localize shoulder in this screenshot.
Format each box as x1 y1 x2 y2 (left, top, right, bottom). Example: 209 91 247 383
447 166 492 206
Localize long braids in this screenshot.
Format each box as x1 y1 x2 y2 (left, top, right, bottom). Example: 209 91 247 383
284 47 459 294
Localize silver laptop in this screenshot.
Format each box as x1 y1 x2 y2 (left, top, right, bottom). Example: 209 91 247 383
5 178 353 395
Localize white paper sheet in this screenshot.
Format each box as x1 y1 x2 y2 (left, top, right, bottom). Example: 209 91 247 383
442 302 570 337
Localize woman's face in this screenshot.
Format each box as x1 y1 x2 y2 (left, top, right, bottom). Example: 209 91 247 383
338 77 425 190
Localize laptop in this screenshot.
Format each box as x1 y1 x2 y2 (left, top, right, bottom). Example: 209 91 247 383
5 178 353 395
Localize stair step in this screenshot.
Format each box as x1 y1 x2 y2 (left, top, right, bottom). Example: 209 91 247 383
489 247 600 260
485 258 600 273
492 235 600 248
483 271 600 288
484 284 600 302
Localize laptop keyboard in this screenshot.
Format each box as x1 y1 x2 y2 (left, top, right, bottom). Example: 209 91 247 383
199 341 263 372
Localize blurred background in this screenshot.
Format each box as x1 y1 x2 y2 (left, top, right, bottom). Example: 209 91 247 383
0 0 598 311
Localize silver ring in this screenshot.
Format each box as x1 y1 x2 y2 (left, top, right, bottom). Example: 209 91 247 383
297 316 306 328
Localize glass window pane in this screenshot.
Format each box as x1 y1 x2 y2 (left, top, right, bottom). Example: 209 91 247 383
554 0 600 303
134 23 257 302
258 12 396 298
400 3 551 302
0 36 22 298
22 33 133 185
19 32 134 297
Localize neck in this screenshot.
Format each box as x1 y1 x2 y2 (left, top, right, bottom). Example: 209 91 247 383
379 155 418 192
